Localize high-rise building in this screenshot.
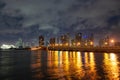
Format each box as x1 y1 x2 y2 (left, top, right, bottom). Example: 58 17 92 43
71 39 76 46
39 35 44 46
88 33 94 47
75 33 82 46
99 36 110 47
105 36 109 46
49 37 56 46
89 33 94 41
16 38 24 48
115 42 120 47
99 39 104 47
75 33 82 41
60 34 69 46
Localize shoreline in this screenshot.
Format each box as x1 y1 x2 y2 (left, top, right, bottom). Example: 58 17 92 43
1 46 120 53
47 46 120 53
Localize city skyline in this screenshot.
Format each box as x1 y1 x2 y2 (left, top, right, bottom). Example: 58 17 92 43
0 0 120 44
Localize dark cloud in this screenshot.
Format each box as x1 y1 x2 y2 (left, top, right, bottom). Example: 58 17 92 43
0 1 5 10
0 0 120 43
0 13 24 34
107 15 120 26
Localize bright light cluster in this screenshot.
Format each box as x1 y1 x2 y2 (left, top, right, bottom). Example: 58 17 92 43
0 44 16 49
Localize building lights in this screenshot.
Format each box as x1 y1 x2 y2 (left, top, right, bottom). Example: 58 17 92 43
55 44 58 46
85 43 87 46
73 43 75 46
1 44 16 49
110 39 115 46
104 42 108 45
60 44 62 46
77 42 80 46
110 39 114 43
65 43 69 46
90 42 93 45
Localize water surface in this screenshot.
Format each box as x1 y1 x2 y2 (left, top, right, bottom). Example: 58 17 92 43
0 50 120 80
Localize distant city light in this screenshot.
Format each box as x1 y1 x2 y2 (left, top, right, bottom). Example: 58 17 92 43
77 42 80 46
60 44 62 46
85 43 87 46
55 44 58 46
65 43 69 46
90 42 93 45
0 44 16 49
110 39 115 43
105 42 108 45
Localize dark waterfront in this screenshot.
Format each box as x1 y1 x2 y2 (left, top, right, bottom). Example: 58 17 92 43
0 50 120 80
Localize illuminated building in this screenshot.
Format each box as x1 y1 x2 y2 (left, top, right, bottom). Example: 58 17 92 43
75 33 82 46
99 36 110 47
39 35 44 46
114 42 120 47
60 34 70 46
1 44 16 49
16 38 24 48
105 36 110 46
49 37 56 46
81 33 94 47
71 39 76 46
56 37 59 45
88 33 94 47
99 39 103 47
75 33 82 42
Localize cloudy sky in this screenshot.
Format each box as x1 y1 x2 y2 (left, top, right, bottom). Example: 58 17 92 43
0 0 120 44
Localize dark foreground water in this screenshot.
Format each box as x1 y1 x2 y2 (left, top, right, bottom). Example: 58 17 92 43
0 50 120 80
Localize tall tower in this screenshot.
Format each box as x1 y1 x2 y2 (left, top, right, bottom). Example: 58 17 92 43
75 33 82 46
39 35 44 46
104 36 109 47
60 34 69 46
89 33 94 47
49 37 56 46
16 38 24 48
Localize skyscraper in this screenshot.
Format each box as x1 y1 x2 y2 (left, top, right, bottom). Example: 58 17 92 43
39 35 44 46
75 33 82 46
49 37 56 46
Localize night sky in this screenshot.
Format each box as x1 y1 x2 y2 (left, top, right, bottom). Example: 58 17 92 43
0 0 120 45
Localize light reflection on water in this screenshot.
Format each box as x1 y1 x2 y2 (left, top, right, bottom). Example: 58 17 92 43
0 50 120 80
103 53 119 80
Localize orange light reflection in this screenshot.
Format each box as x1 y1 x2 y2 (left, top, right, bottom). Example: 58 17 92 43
103 53 119 80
